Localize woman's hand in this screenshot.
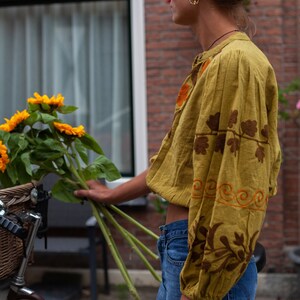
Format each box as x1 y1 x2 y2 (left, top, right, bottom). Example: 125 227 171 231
74 170 151 205
74 180 113 204
181 295 190 300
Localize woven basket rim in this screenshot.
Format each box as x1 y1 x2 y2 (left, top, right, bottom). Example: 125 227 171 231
0 181 38 193
0 181 39 207
0 182 38 279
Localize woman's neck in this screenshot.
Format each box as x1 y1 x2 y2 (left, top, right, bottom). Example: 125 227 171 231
191 3 239 51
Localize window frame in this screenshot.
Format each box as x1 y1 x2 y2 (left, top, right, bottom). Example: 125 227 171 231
130 1 148 176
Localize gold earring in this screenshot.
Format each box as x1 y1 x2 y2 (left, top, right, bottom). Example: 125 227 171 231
189 0 200 4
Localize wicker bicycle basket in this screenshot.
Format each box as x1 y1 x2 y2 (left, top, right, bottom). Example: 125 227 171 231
0 182 35 279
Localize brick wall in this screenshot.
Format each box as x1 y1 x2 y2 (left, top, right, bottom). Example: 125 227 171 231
142 0 300 274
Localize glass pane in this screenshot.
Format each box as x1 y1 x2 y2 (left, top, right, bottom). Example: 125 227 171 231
0 1 133 175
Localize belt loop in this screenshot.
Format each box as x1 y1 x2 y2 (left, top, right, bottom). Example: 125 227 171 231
159 225 167 234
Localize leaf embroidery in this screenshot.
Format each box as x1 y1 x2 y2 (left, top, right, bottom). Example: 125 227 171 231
215 134 226 154
206 112 220 131
234 232 244 246
220 236 230 249
227 137 240 155
228 110 238 128
194 110 269 163
206 223 222 250
261 125 269 138
255 145 265 162
241 120 257 137
194 136 209 154
195 222 259 275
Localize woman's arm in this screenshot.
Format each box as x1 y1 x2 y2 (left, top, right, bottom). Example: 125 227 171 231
74 169 151 205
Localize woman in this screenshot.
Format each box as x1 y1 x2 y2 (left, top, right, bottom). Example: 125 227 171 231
75 0 281 299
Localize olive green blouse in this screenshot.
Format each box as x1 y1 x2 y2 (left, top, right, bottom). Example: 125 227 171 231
146 32 281 299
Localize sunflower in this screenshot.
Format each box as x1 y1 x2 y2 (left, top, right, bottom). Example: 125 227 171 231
0 110 30 132
44 93 64 107
27 92 44 105
0 141 9 173
53 122 85 137
27 92 64 107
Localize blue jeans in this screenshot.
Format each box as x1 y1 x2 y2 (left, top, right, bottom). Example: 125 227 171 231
156 219 257 300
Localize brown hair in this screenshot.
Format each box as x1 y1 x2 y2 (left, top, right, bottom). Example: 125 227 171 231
212 0 256 37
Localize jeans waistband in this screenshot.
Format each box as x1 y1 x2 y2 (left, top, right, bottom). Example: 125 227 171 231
159 219 188 234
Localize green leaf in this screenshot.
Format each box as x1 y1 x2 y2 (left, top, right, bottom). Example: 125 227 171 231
18 134 29 150
27 103 40 113
31 168 49 181
6 163 19 185
7 133 28 162
82 155 121 181
30 139 66 164
0 131 10 144
40 113 57 124
31 151 65 164
74 139 89 165
0 171 13 188
24 111 41 126
80 133 104 155
41 103 51 111
34 128 53 140
20 152 32 176
36 138 66 153
51 179 82 203
57 105 78 114
53 157 65 168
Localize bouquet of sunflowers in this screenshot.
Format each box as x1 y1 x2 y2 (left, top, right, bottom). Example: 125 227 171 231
0 93 160 299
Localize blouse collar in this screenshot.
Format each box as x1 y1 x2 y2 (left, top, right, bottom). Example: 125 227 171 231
193 32 250 67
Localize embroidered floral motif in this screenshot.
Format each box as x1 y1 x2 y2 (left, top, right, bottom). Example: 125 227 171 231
199 59 211 77
191 222 259 275
255 145 265 162
206 112 220 131
176 83 190 107
241 120 257 137
194 136 209 154
194 110 269 163
261 125 269 138
190 59 211 86
227 137 240 155
228 110 238 128
215 134 226 154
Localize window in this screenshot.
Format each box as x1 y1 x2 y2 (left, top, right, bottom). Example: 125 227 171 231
0 0 147 178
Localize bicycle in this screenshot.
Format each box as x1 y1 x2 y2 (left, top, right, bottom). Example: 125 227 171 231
0 184 49 300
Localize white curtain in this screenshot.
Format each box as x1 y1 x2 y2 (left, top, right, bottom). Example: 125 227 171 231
0 1 132 174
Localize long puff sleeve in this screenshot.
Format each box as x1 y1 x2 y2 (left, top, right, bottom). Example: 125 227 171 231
180 44 281 299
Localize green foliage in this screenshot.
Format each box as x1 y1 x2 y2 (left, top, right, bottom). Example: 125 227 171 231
0 94 160 300
278 79 300 120
0 94 121 205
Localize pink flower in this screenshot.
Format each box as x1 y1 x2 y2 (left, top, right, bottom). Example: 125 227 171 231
296 99 300 110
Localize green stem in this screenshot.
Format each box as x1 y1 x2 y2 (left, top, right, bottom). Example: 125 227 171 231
70 143 83 175
109 205 159 241
91 203 140 300
49 124 87 189
99 205 161 282
68 161 88 190
124 229 159 260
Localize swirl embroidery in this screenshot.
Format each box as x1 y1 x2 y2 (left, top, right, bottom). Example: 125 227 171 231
192 179 268 211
